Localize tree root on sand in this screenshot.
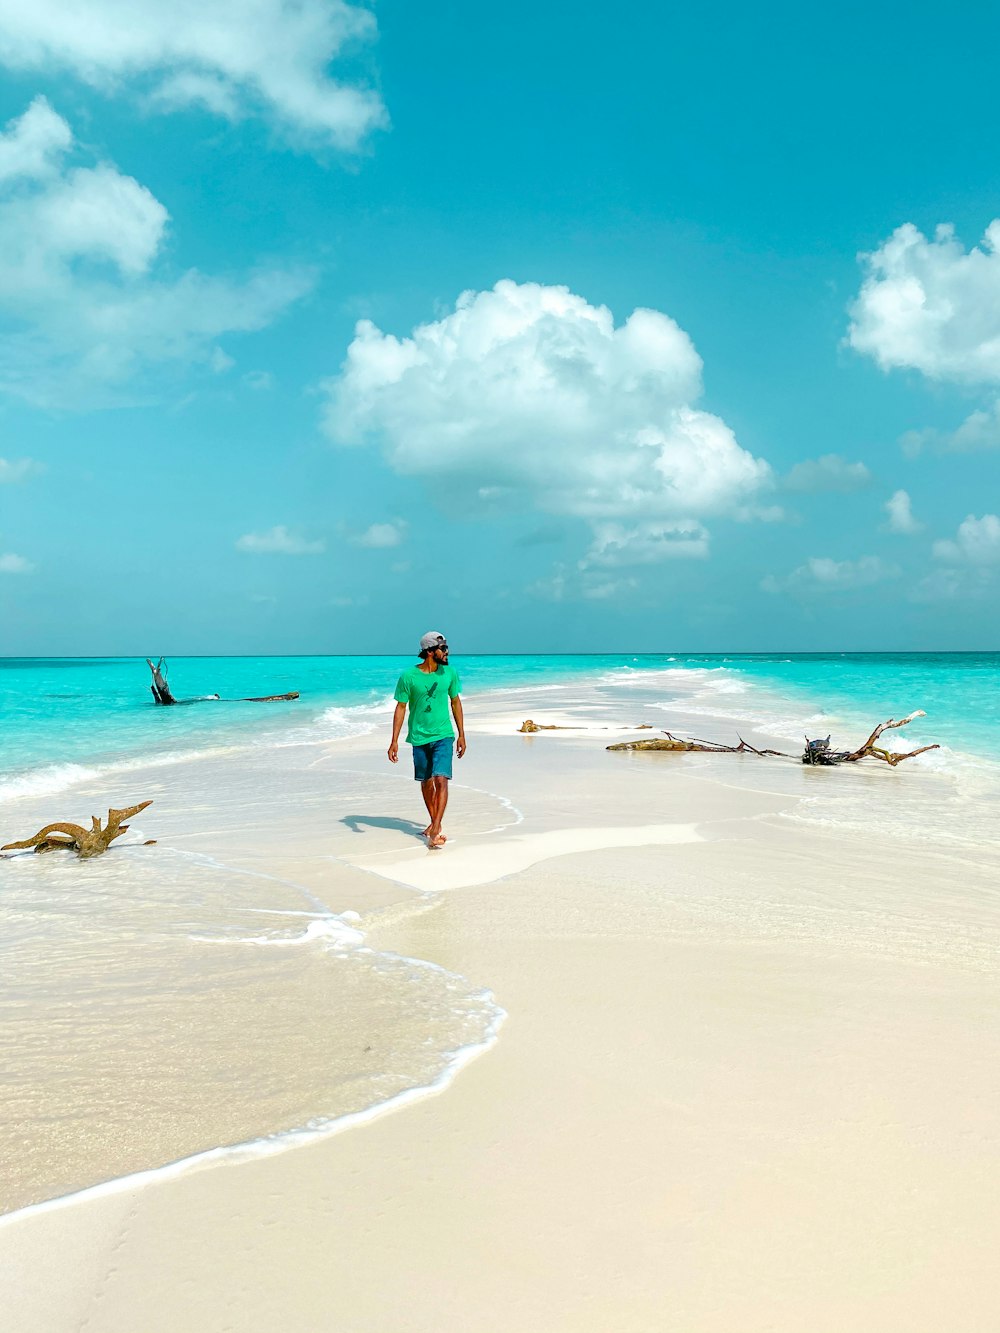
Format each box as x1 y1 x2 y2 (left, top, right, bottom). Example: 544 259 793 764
2 802 154 858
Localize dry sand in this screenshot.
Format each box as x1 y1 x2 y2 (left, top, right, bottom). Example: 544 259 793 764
5 701 1000 1332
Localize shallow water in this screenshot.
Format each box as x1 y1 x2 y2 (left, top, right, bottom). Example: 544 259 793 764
2 654 999 1217
4 652 999 793
0 745 514 1216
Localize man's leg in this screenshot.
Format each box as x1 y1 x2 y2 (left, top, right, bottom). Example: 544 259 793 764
427 776 449 847
420 778 435 835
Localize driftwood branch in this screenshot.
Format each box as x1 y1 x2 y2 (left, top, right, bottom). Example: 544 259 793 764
804 710 940 767
147 657 176 705
608 711 939 767
146 657 298 706
2 802 154 858
607 731 789 756
519 719 581 732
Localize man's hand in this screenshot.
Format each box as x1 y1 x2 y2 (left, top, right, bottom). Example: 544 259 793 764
389 701 406 763
456 734 467 758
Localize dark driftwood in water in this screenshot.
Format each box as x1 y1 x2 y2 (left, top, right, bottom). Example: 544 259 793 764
802 711 940 766
146 658 298 705
609 711 939 767
147 657 176 705
2 802 154 858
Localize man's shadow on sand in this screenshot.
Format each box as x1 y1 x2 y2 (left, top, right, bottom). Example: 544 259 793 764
341 814 427 841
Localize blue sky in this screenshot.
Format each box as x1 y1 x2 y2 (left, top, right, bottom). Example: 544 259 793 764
1 0 998 654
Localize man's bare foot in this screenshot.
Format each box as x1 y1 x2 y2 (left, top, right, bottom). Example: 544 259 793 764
422 824 433 837
427 829 447 848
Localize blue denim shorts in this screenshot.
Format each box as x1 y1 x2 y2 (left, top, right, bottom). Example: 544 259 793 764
412 737 454 781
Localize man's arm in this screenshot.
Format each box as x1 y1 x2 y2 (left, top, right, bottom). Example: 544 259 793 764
452 696 466 758
388 701 406 763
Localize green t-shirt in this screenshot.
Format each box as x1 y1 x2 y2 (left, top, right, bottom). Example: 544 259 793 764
394 664 462 746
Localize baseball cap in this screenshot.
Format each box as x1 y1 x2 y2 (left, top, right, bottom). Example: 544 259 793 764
419 631 448 651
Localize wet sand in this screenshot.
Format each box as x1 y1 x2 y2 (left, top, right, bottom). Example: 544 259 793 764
4 692 1000 1331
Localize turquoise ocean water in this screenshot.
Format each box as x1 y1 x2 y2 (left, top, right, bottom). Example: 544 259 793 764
2 653 999 795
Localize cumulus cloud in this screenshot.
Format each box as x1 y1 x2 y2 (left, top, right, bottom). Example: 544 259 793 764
883 489 922 535
901 401 1000 457
849 221 1000 383
783 453 871 493
235 524 325 555
932 514 1000 564
526 561 640 603
761 555 900 596
910 568 965 604
323 281 772 571
0 1 386 151
350 519 406 548
580 520 709 567
242 369 275 391
0 98 311 405
0 456 43 483
0 94 70 182
0 550 32 573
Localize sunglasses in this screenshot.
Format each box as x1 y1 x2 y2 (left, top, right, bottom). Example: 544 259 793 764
435 643 449 650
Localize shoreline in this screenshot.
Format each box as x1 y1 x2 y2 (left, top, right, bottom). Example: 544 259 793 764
4 672 1000 1330
5 651 998 807
0 677 986 1215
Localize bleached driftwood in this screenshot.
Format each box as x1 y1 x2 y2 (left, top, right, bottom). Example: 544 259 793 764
2 802 154 858
608 711 939 767
518 719 580 732
607 732 787 756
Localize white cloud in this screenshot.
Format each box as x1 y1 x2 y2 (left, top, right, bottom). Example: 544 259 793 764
0 99 311 405
527 564 569 602
235 524 325 555
883 489 922 535
323 281 772 565
209 346 234 374
932 514 1000 564
0 1 386 151
762 555 900 596
0 550 32 573
0 94 70 182
901 400 1000 457
783 453 871 493
0 456 43 483
849 221 1000 383
734 502 787 523
350 519 406 548
910 568 964 603
581 575 638 601
580 520 709 568
242 369 275 391
526 561 640 603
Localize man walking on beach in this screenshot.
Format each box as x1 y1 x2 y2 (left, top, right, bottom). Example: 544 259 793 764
388 632 466 848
